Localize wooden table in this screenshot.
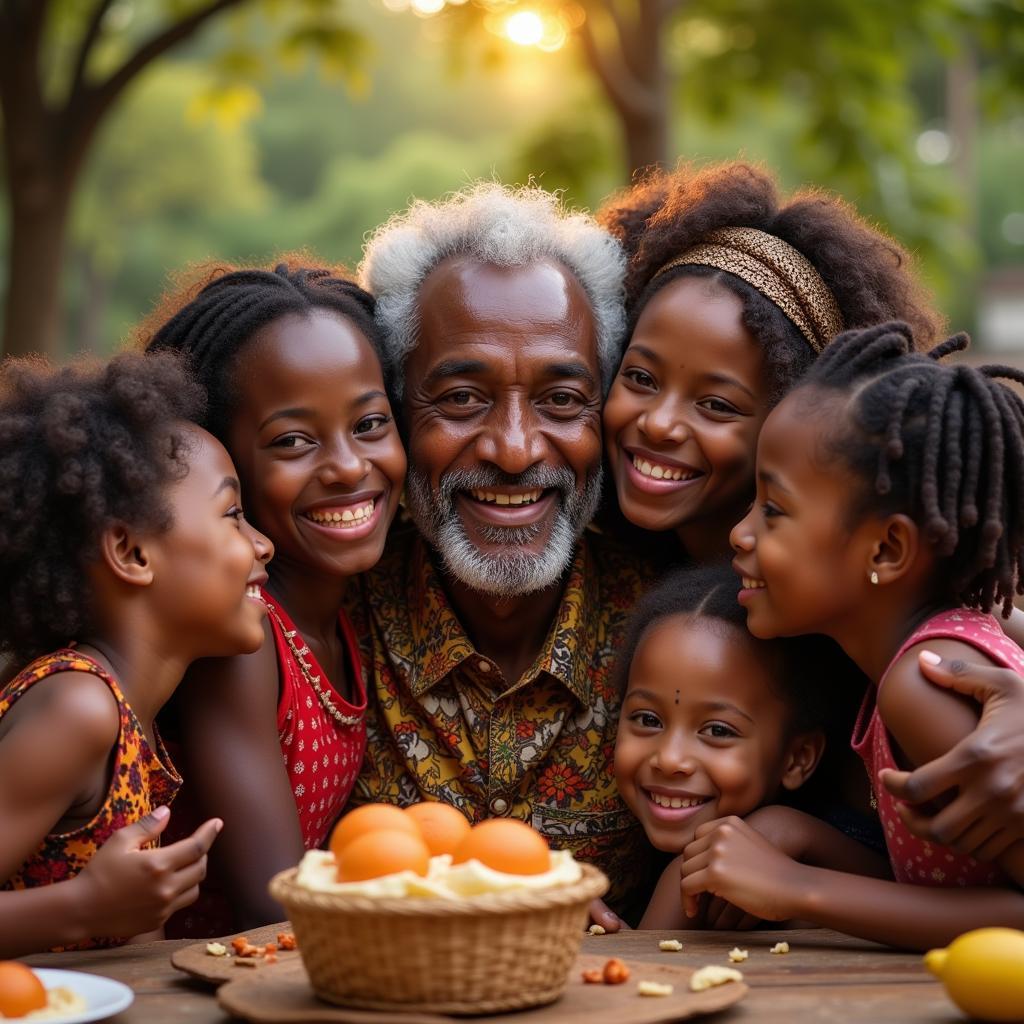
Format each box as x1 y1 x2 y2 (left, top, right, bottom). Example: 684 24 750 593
24 923 962 1023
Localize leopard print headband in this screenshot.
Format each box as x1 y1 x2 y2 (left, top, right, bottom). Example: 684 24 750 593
652 227 843 353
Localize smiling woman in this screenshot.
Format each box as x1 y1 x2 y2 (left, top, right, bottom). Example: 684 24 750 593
598 161 941 563
140 261 406 937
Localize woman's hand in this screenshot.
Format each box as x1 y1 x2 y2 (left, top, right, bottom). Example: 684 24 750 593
72 807 221 939
680 817 804 923
880 650 1024 861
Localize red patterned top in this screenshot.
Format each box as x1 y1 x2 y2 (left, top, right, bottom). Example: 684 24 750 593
852 608 1022 887
0 649 181 949
264 598 367 848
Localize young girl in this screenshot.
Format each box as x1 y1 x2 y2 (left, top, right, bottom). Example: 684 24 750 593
142 261 406 934
614 562 880 929
598 162 940 562
0 352 273 955
719 321 1024 949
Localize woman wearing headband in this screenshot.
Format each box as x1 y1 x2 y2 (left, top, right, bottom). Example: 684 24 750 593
598 161 939 562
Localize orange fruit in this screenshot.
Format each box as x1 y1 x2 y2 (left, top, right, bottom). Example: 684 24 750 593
336 829 431 882
0 961 47 1017
452 818 551 875
329 804 420 859
405 802 472 856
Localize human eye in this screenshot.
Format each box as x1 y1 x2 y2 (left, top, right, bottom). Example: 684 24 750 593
698 396 741 417
622 367 657 390
628 710 662 730
224 504 245 525
438 388 485 415
761 501 784 519
271 434 314 451
541 389 586 417
354 413 391 436
699 721 739 741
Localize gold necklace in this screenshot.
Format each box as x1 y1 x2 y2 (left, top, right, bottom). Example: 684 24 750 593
264 601 363 727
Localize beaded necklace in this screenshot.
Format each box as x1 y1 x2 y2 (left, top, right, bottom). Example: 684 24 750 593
264 600 362 727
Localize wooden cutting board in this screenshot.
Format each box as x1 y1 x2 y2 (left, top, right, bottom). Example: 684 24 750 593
171 923 301 985
214 952 747 1023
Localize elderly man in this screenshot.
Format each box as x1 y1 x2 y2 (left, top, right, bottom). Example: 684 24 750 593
347 183 653 919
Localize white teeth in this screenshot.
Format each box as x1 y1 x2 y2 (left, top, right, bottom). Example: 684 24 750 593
246 584 262 599
742 576 766 590
308 501 375 527
650 793 708 809
469 489 543 505
631 454 697 482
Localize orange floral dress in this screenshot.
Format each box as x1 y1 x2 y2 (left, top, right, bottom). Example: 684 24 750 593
0 649 181 949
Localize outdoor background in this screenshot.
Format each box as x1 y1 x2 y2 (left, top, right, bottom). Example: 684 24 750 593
1 0 1022 361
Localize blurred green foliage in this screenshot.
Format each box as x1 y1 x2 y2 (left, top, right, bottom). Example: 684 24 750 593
5 0 1022 354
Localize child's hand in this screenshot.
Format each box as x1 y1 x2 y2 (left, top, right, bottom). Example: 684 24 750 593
72 807 221 939
680 816 804 922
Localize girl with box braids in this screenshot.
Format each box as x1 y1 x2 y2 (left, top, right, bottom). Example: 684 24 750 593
719 321 1024 950
805 321 1024 617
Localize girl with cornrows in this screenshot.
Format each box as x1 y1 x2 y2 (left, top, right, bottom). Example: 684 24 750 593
142 262 406 934
707 321 1024 949
598 161 940 562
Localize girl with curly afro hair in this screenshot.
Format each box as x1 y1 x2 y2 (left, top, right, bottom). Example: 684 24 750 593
141 260 406 937
0 351 273 955
599 161 942 563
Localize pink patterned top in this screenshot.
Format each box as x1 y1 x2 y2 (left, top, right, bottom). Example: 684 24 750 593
852 608 1024 887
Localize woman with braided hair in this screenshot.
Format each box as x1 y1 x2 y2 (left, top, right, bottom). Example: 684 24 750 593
706 321 1024 948
140 261 406 934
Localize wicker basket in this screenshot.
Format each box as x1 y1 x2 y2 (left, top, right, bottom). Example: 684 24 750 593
268 862 608 1015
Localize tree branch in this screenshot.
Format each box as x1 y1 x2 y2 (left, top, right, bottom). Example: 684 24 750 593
67 0 116 108
61 0 252 171
578 7 659 120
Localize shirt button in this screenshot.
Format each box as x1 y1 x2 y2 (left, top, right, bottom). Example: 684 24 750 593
489 797 509 815
478 659 491 672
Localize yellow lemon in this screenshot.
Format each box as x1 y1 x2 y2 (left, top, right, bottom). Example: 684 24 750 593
924 927 1024 1022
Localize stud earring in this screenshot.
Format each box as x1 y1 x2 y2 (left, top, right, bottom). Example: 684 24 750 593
870 571 879 585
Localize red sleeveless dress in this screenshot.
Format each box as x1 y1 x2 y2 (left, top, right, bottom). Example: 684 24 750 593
167 599 366 937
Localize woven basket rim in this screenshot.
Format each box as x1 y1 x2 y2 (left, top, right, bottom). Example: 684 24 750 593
269 860 608 917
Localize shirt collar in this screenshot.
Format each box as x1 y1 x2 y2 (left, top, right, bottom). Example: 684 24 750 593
403 535 597 705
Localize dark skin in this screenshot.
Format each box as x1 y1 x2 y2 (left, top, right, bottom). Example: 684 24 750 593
603 277 769 562
0 427 272 955
721 394 1024 949
405 257 603 684
175 312 406 929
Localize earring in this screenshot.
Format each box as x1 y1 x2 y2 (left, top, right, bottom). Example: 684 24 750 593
870 571 879 585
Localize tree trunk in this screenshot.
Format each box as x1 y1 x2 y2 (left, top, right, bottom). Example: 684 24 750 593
2 176 71 359
621 96 669 178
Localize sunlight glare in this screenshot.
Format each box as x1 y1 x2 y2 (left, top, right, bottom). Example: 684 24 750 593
506 10 545 46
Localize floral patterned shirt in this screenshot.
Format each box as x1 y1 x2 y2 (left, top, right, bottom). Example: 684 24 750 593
1 649 181 949
345 527 656 919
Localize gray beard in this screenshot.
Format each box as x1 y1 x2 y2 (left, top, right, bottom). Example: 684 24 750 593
405 463 603 598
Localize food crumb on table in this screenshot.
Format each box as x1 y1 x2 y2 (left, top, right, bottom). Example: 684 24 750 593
204 942 227 957
588 924 606 935
637 980 674 997
770 941 791 955
659 939 683 951
689 965 744 991
728 947 749 963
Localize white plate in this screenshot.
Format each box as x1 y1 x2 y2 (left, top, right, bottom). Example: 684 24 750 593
30 969 134 1024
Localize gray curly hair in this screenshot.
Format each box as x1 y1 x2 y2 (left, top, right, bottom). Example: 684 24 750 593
358 182 627 400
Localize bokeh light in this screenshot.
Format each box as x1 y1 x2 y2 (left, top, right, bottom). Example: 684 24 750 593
411 0 446 16
506 10 545 46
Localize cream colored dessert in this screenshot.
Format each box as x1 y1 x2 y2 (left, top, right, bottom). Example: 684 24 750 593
296 847 581 898
19 987 88 1019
